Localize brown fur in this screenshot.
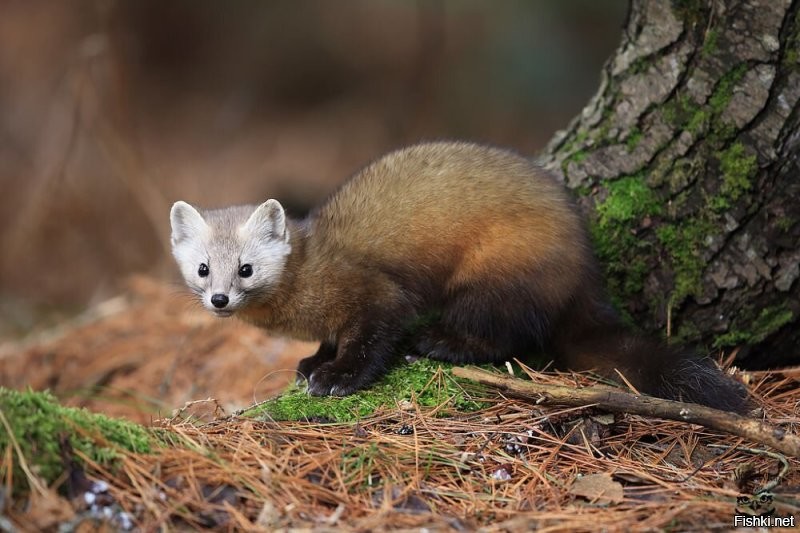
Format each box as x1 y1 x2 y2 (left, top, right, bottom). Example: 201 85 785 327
237 141 748 411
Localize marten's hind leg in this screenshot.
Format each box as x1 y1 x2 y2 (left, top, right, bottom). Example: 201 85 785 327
413 323 507 364
414 285 550 364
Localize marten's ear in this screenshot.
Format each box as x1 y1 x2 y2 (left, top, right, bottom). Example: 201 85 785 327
244 199 288 243
170 201 208 246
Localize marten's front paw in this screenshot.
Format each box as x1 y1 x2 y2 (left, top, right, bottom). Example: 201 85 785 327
296 343 338 385
296 355 323 384
306 361 365 396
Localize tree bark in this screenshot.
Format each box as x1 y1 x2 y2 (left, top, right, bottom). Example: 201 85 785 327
541 0 800 368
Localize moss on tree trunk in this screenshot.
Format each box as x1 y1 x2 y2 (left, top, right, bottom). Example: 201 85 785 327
541 0 800 368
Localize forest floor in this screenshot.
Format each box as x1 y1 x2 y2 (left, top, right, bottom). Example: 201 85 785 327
1 277 798 531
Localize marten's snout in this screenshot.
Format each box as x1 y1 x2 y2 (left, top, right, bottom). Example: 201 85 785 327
211 294 229 308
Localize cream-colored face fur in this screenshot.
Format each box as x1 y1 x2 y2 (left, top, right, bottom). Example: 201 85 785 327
169 199 292 316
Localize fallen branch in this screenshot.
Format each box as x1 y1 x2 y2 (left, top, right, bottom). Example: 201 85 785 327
452 366 800 458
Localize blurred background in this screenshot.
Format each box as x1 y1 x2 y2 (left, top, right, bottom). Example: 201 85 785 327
0 1 630 419
0 0 627 339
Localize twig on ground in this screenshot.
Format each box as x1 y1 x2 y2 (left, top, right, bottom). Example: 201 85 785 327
451 366 800 458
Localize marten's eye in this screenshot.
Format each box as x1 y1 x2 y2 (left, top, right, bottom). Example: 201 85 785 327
198 263 209 277
238 264 253 278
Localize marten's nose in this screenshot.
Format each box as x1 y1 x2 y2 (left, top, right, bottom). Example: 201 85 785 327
211 294 229 308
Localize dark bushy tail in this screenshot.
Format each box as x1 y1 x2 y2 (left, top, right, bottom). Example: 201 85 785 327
554 321 750 413
550 273 750 412
650 347 751 413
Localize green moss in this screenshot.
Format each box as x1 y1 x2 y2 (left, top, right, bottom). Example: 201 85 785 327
708 142 756 213
591 220 635 272
711 121 737 143
0 388 153 488
661 65 746 141
625 128 643 151
642 76 756 305
647 142 756 306
588 175 663 316
782 9 800 70
701 28 719 56
598 256 644 328
713 304 794 348
663 159 692 191
746 306 790 345
785 48 799 68
718 142 756 201
560 129 588 155
245 359 487 423
663 94 698 128
567 150 587 164
592 106 617 145
751 305 794 341
629 57 652 75
623 257 649 294
655 219 715 302
708 194 731 212
709 64 747 115
662 103 679 126
596 175 662 226
712 329 750 348
560 130 590 173
687 108 709 133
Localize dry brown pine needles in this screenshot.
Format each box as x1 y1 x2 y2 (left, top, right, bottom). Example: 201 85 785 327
9 367 795 531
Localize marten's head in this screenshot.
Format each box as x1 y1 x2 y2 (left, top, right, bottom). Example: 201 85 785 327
169 199 291 316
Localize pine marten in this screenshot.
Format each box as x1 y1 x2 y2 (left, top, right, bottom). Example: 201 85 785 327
170 141 749 412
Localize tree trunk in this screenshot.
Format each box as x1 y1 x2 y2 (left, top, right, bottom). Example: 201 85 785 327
541 0 799 368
